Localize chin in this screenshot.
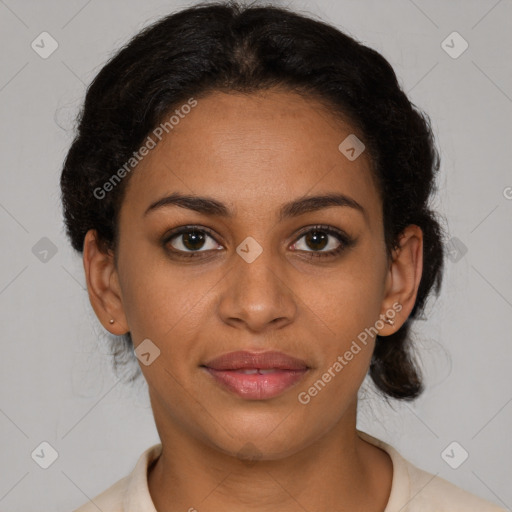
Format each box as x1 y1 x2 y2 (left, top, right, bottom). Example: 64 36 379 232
199 414 315 462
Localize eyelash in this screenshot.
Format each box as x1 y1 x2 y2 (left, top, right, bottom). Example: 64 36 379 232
162 224 355 260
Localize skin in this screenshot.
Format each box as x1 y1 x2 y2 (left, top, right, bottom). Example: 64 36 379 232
83 88 423 512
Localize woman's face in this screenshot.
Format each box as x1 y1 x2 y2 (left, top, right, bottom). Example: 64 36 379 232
91 89 418 459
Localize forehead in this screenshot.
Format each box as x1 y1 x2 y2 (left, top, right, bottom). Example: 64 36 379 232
120 89 381 226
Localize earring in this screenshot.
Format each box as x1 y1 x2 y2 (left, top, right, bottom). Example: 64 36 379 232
109 319 115 324
384 317 394 326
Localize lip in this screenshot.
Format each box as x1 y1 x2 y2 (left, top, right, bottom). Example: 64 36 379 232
201 350 310 400
203 350 309 371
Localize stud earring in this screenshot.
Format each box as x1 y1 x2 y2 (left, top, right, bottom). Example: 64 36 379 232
384 317 394 326
109 319 115 324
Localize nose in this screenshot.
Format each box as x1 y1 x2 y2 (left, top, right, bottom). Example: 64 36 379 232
218 248 297 333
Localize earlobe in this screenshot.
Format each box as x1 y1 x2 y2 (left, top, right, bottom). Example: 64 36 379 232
82 229 129 335
379 225 423 335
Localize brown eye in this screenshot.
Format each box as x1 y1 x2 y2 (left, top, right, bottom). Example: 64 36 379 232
177 229 207 251
163 226 222 257
291 225 355 258
302 230 330 251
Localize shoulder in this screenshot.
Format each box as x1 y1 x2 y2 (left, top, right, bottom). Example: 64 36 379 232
72 476 127 512
357 430 506 512
71 443 162 512
404 462 506 511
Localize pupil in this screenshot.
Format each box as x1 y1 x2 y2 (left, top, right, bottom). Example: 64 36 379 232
180 230 329 252
183 230 205 250
306 231 327 251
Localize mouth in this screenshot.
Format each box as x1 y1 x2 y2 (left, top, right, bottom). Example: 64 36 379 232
201 350 310 400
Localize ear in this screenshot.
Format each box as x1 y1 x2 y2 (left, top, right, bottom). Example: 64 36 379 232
82 229 129 335
378 224 423 336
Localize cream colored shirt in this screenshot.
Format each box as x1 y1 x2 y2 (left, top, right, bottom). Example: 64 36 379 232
73 430 506 511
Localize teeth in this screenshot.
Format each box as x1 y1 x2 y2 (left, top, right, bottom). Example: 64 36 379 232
236 369 278 374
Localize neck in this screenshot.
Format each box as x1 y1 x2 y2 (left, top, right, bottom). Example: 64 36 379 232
147 400 393 512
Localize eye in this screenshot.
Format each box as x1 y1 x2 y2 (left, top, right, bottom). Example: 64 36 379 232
162 224 355 260
163 226 222 257
290 225 355 258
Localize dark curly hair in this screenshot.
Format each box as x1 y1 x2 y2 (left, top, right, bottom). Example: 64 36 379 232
60 0 447 400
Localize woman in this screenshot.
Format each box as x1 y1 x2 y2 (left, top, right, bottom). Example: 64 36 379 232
60 1 505 510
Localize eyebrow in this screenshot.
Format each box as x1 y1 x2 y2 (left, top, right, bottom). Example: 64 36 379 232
144 191 367 223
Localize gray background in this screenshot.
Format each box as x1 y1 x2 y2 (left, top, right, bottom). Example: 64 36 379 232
0 0 511 510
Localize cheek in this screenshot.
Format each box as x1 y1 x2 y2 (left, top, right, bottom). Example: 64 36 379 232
298 261 385 342
292 281 379 419
117 244 219 364
290 255 386 385
116 244 183 342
